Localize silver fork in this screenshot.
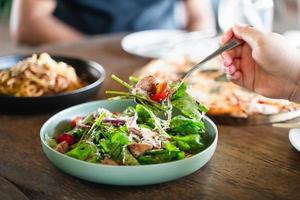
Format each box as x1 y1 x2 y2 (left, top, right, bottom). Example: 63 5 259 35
180 39 244 82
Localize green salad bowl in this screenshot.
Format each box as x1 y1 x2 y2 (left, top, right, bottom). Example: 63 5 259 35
40 99 218 185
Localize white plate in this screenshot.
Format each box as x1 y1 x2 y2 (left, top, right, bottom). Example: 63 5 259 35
289 128 300 152
121 29 218 59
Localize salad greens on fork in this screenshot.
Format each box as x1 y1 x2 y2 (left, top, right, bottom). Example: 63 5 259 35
49 75 209 165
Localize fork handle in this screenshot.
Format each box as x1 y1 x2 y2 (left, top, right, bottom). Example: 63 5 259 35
182 39 244 81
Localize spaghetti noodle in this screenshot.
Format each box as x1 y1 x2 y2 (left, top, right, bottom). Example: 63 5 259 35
0 53 85 97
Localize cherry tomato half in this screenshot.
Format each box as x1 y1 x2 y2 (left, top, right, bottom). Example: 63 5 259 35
56 133 76 145
150 81 170 102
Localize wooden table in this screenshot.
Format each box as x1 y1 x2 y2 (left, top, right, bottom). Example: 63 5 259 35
1 34 300 200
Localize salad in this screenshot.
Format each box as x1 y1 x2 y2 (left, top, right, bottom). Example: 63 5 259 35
49 75 209 165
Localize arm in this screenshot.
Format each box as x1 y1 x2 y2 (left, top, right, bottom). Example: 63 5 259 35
183 0 216 32
10 0 83 46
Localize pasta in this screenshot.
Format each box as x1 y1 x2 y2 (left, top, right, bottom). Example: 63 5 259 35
0 53 85 97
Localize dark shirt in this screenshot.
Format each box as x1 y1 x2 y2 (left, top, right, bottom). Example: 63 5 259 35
53 0 180 35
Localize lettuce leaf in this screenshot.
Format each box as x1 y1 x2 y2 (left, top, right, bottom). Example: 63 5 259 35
138 150 184 164
172 134 205 153
171 83 208 120
66 142 98 161
168 115 205 135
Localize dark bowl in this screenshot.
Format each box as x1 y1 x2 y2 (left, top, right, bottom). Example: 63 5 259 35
0 55 105 113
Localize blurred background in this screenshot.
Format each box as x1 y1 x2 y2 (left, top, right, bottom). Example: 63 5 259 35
0 0 299 49
0 0 12 48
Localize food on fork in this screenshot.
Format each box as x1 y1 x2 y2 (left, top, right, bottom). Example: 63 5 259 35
135 58 299 118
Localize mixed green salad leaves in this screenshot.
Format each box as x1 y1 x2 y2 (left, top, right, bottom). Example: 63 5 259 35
49 75 209 165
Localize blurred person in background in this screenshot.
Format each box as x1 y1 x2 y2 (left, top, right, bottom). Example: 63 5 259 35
10 0 215 46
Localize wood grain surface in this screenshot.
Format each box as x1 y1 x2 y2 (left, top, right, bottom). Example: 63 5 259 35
1 34 300 200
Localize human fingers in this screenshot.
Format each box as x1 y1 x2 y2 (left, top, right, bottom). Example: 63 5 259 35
223 43 254 78
221 28 234 44
224 65 237 76
222 49 242 67
224 59 240 74
221 27 244 64
221 52 233 66
221 45 243 62
226 70 243 86
232 24 263 49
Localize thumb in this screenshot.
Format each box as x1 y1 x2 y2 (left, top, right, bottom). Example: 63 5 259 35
232 24 263 48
